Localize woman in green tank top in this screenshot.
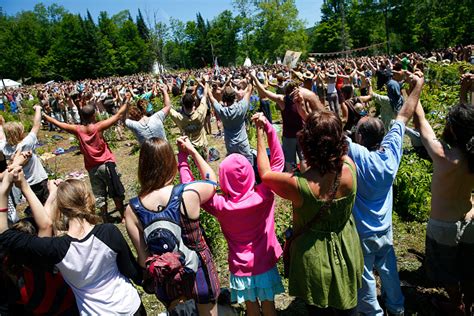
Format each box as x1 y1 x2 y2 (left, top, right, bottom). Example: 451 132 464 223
256 110 363 315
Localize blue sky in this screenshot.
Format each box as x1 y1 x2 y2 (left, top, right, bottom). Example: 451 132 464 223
0 0 324 27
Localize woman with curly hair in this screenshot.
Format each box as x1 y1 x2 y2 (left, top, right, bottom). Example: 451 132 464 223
257 110 363 315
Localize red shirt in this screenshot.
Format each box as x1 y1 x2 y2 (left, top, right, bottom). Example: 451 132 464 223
336 76 344 90
75 124 115 171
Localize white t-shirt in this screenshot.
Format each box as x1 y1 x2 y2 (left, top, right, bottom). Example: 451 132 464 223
125 110 167 144
0 132 48 185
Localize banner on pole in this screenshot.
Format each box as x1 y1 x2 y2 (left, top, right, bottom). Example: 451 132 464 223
283 50 302 68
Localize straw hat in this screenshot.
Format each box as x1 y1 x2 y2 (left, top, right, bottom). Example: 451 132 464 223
303 71 314 80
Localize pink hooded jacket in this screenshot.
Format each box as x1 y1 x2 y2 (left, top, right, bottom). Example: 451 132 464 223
178 120 284 276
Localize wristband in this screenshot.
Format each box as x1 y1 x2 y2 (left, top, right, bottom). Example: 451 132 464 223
0 208 8 213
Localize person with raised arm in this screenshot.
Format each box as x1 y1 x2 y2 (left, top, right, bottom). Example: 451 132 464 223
0 167 145 315
0 106 49 204
347 72 424 316
207 78 254 164
125 83 171 144
170 77 210 160
257 108 363 315
251 71 323 171
124 137 220 315
414 74 474 315
42 100 129 223
178 113 285 316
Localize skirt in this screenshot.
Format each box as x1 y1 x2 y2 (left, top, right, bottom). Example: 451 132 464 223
229 266 284 303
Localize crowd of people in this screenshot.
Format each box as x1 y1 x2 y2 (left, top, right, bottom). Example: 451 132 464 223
0 47 473 316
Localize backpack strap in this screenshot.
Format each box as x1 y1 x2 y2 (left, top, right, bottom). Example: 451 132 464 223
180 180 218 219
128 196 141 215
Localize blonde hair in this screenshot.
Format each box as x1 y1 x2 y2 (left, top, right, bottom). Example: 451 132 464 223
54 179 101 230
3 122 25 146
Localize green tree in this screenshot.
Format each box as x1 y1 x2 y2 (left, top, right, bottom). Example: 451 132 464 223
136 9 150 41
186 13 212 68
47 13 88 80
208 10 239 66
254 0 308 63
233 0 258 63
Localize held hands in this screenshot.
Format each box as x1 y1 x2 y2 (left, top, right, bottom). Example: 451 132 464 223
176 136 196 155
158 83 168 94
1 165 22 193
251 112 268 130
47 179 63 198
290 88 311 121
9 150 32 170
409 71 424 90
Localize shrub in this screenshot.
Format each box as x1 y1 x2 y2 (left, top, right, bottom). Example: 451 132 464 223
393 153 433 222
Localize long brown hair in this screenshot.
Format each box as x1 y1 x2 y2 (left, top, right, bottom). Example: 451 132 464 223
54 179 101 230
298 110 348 175
138 138 177 196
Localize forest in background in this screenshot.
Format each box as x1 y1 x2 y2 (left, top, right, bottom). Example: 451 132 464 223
0 0 472 81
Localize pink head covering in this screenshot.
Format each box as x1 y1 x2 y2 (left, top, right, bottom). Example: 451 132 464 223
218 153 255 202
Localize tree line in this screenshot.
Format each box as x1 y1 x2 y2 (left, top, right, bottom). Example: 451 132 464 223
0 0 472 82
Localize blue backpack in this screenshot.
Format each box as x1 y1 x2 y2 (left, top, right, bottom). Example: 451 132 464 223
129 184 200 277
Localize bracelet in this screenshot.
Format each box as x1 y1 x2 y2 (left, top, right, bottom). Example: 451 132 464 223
0 208 8 213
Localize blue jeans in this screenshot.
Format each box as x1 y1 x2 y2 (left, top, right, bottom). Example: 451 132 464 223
281 137 303 171
358 230 404 316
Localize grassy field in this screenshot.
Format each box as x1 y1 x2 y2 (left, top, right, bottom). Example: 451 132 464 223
29 111 447 315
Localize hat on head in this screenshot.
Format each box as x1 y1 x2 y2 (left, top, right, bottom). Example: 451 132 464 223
303 71 314 80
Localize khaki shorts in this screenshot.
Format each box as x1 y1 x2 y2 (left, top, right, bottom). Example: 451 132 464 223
88 162 124 208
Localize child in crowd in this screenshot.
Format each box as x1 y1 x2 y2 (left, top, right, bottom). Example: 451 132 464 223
0 106 49 204
0 167 145 315
178 112 284 316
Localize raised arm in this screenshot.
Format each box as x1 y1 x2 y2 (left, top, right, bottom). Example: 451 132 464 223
30 105 43 135
395 72 424 124
0 115 6 142
158 84 171 116
207 88 219 106
250 73 285 110
0 167 13 233
413 101 444 160
42 112 77 134
243 82 253 103
367 59 377 73
96 102 129 132
252 113 284 172
256 116 302 207
359 78 373 103
17 170 53 237
177 136 216 183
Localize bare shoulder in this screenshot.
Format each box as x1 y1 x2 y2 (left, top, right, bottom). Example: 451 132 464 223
340 157 356 196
